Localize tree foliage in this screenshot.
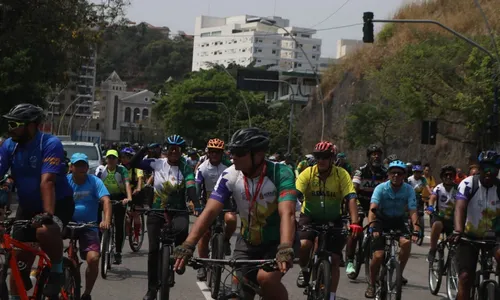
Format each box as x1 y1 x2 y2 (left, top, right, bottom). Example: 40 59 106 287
155 67 302 155
0 0 129 115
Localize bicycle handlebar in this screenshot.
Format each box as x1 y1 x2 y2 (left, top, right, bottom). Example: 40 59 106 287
299 223 350 235
188 258 278 272
66 222 99 229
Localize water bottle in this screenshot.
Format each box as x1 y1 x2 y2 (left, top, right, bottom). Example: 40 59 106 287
17 261 33 290
29 269 38 290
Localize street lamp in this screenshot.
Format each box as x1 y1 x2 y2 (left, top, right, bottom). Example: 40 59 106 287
57 95 84 135
247 17 326 140
67 100 98 136
194 101 232 141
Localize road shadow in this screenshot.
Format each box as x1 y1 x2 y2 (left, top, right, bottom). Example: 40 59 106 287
404 283 429 292
104 266 148 281
122 251 148 258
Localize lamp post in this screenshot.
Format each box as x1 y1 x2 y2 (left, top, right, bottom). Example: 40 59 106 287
67 100 98 136
43 84 70 133
57 95 84 135
247 17 326 140
194 101 232 141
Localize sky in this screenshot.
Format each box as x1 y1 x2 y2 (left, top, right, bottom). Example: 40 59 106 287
125 0 414 57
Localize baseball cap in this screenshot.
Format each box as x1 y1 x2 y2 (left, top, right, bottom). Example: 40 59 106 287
70 153 89 164
106 149 119 158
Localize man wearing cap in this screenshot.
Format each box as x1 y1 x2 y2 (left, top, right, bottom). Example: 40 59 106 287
95 150 133 265
67 153 112 300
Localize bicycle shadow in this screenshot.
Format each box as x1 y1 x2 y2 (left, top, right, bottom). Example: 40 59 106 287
122 251 148 258
103 267 148 281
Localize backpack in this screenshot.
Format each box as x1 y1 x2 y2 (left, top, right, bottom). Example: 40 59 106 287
467 174 500 201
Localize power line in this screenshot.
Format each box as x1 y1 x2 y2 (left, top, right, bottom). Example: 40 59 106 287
310 0 352 29
472 0 500 68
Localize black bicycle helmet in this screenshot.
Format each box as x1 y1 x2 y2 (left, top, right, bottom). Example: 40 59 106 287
366 144 383 157
3 103 44 123
387 154 398 163
228 128 270 151
478 150 500 166
440 165 457 179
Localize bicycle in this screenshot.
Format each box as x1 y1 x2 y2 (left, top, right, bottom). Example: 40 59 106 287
347 210 369 280
135 206 190 300
100 200 120 279
189 258 278 299
460 235 499 300
126 205 145 252
0 218 75 300
195 208 234 299
300 222 349 300
63 221 99 300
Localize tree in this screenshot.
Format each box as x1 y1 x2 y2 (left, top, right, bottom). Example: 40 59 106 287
0 0 129 115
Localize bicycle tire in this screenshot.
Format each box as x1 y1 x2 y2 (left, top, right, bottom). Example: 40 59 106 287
376 265 387 300
485 282 496 300
128 213 145 252
387 259 402 300
350 235 364 280
34 267 51 300
210 233 225 299
364 237 372 284
159 246 171 300
108 223 115 270
446 255 459 300
428 248 444 295
62 257 81 300
314 259 332 300
100 229 110 279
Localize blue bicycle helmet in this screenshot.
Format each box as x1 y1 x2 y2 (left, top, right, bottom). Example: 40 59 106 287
166 135 185 147
120 147 135 156
412 165 424 172
388 160 407 172
478 150 500 166
148 143 160 148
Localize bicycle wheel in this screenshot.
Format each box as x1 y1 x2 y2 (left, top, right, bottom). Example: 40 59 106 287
108 223 116 270
376 265 387 300
0 258 9 300
485 282 496 300
100 229 110 279
61 257 81 300
428 248 444 295
350 234 364 280
364 236 372 284
314 259 332 300
159 246 171 300
128 213 145 252
386 259 402 300
34 266 51 300
446 255 458 300
209 233 225 299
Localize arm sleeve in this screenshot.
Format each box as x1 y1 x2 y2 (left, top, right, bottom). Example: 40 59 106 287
431 185 439 196
407 185 417 210
94 177 110 200
195 166 205 184
339 168 357 200
277 164 297 203
41 138 65 175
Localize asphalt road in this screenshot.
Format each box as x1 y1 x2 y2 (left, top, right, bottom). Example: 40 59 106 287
81 215 451 300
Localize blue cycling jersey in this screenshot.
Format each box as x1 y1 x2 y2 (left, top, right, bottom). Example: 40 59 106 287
0 132 73 211
67 174 109 223
370 181 416 218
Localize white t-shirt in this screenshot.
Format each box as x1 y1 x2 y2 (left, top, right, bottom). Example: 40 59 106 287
431 183 457 220
195 160 229 194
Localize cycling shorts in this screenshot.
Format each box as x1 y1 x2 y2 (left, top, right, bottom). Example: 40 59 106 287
430 215 453 235
371 217 409 252
298 214 346 256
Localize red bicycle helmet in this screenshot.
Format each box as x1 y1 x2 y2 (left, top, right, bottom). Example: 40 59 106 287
313 141 336 154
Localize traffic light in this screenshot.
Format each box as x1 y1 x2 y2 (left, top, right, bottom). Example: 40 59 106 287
363 12 374 43
421 120 437 145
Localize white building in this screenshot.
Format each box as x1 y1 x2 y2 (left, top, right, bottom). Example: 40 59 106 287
336 39 364 59
192 15 323 72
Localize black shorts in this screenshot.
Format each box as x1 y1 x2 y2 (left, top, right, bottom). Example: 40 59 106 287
371 217 409 252
13 196 75 242
455 236 500 275
232 235 279 284
430 215 454 235
298 214 346 256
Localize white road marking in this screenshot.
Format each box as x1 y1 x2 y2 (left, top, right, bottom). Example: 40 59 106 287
197 281 212 300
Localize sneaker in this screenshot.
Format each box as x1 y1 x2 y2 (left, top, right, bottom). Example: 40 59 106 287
197 267 207 281
346 261 356 276
296 270 310 288
427 249 437 263
43 272 64 296
224 240 231 256
339 255 346 267
81 294 92 300
364 285 375 298
113 253 122 265
402 276 408 285
143 289 157 300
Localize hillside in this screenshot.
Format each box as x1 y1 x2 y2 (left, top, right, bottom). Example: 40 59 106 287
300 0 500 169
96 23 193 91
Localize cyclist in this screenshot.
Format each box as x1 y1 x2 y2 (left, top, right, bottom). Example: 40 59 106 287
454 150 500 300
335 152 352 176
95 149 133 265
407 163 433 230
296 154 316 177
347 145 387 277
173 128 296 300
120 147 145 247
129 135 197 300
295 141 360 299
186 148 199 170
0 103 74 297
426 165 457 262
365 160 419 298
194 138 236 281
67 153 112 300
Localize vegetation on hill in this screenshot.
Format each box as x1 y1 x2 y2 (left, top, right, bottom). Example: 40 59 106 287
317 0 500 152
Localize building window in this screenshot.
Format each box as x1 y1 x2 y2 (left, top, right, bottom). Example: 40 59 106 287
96 123 100 130
124 107 131 122
133 108 140 122
272 49 277 54
145 97 149 102
142 109 149 119
112 96 118 130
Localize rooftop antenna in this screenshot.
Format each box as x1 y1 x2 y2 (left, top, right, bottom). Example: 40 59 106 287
273 0 277 16
208 1 211 15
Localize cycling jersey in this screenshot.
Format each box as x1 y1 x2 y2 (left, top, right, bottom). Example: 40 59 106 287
456 176 500 237
123 166 143 190
210 161 296 245
67 174 109 223
407 175 428 195
371 181 416 218
296 165 356 222
431 183 457 220
136 158 195 209
95 165 130 195
295 160 309 175
352 164 387 207
0 132 73 211
196 160 230 198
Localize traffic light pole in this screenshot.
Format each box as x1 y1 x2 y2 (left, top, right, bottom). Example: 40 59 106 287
365 14 499 148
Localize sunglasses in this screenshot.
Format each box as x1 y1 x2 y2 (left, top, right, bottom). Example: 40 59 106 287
389 171 405 176
208 150 223 155
230 148 250 157
313 153 332 160
483 166 499 175
8 121 25 130
443 173 455 178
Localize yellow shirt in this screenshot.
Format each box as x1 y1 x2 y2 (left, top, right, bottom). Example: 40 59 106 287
422 175 436 200
296 165 356 221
